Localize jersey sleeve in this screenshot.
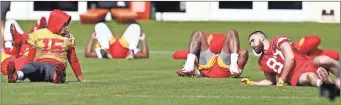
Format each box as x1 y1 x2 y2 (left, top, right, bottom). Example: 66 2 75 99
68 33 76 48
27 32 37 48
274 36 291 48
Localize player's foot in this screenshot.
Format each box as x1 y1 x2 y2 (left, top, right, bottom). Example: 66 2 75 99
176 69 196 77
37 17 47 29
53 63 65 84
126 50 134 60
320 82 340 101
100 49 110 59
10 24 23 45
317 67 333 84
7 61 18 83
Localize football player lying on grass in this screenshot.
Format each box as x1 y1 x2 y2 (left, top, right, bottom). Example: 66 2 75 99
85 22 149 60
242 31 340 87
176 29 249 78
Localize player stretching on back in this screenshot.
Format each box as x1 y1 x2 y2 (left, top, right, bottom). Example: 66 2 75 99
176 29 249 78
7 9 86 84
84 22 149 59
242 31 340 87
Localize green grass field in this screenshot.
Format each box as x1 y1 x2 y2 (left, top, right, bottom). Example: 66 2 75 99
1 20 340 105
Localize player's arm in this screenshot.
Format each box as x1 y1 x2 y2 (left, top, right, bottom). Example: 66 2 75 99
67 47 87 82
84 32 98 58
134 33 149 59
67 35 86 82
278 41 295 84
27 46 36 60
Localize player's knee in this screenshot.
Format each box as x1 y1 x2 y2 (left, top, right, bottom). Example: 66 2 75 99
314 55 332 66
298 73 310 85
191 30 204 39
226 29 239 37
239 49 248 56
127 23 141 31
5 19 17 25
94 22 107 30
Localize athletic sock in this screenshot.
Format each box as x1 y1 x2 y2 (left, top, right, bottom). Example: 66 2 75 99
17 71 24 80
183 54 196 72
316 79 323 87
230 53 239 73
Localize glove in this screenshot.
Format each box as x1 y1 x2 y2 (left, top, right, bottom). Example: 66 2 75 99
241 78 254 85
276 78 285 86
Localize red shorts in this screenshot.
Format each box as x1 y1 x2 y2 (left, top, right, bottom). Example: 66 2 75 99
108 38 129 58
287 59 317 86
199 56 231 78
1 55 31 75
200 64 230 78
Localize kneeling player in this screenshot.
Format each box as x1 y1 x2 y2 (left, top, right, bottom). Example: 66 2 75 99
242 31 340 87
85 22 149 59
176 29 249 78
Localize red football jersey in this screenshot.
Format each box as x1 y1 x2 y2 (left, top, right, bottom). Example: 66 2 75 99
258 36 308 75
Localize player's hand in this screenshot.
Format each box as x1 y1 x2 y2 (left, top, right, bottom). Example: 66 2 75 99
91 32 97 40
276 78 285 86
139 33 146 41
230 64 240 77
241 78 254 85
76 75 87 82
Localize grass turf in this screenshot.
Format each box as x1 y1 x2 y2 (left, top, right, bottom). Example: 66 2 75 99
1 20 340 105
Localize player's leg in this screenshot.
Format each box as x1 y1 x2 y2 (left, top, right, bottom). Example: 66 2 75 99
295 36 321 55
7 61 41 83
121 23 141 53
220 29 242 75
180 30 211 73
237 49 249 73
313 55 340 76
298 72 324 87
43 62 66 84
29 17 47 33
94 22 113 49
4 20 24 51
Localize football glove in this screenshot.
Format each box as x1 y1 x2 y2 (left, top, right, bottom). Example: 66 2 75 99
241 78 254 85
276 78 285 86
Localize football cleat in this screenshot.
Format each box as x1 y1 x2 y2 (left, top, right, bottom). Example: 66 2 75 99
10 24 23 45
176 69 196 77
320 82 340 101
7 61 17 83
100 49 110 59
125 50 134 60
317 67 333 84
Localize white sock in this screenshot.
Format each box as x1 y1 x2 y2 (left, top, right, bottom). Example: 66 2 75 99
230 53 239 73
17 71 24 80
231 53 239 65
184 54 196 71
316 79 322 87
5 41 13 48
95 48 103 59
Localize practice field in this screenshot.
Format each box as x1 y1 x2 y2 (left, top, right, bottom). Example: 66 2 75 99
1 20 340 105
